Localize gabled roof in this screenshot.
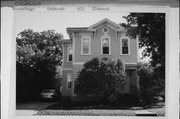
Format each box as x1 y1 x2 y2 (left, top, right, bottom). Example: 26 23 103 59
89 18 122 29
66 27 92 34
67 18 123 31
66 27 88 31
66 18 124 35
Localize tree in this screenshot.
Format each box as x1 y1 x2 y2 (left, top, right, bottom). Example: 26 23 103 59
75 57 126 103
16 29 63 88
137 62 163 106
122 13 165 79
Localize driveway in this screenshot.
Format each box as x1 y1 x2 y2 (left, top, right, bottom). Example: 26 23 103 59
16 101 60 116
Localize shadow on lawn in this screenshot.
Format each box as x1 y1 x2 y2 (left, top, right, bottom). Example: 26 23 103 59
44 97 144 110
44 96 165 110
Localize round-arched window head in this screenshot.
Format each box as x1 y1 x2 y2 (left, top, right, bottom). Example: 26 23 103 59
103 27 109 33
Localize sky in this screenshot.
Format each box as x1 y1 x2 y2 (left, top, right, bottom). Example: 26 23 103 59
15 12 129 39
15 11 149 61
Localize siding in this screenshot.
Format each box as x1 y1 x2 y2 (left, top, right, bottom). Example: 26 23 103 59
62 43 73 69
72 64 83 95
62 21 139 96
73 64 83 80
74 23 138 63
61 69 73 96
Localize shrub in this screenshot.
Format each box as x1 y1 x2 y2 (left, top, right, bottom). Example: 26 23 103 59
75 57 126 103
137 62 164 106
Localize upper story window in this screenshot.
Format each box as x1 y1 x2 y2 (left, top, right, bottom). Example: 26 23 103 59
81 36 91 55
101 36 111 55
67 46 73 62
120 38 130 55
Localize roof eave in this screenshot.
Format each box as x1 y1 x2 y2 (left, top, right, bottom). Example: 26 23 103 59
89 18 123 29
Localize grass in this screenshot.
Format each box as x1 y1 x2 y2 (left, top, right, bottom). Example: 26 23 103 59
35 97 165 116
36 109 135 116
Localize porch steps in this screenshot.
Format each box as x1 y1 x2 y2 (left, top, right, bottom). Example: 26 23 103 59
134 110 157 116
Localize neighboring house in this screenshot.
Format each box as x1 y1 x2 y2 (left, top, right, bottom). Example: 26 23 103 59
61 18 139 97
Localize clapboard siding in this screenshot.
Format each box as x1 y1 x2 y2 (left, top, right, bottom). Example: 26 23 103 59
73 65 83 80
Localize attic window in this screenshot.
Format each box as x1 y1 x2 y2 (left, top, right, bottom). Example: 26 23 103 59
103 27 109 33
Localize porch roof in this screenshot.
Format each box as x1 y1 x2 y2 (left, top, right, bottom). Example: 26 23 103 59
60 39 72 44
125 63 137 69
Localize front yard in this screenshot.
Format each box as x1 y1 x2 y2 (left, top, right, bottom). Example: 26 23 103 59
35 99 165 116
36 109 136 116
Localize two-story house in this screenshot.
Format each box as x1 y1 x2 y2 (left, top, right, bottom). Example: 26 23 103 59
61 18 139 97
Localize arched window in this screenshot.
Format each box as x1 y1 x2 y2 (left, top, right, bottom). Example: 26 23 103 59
101 35 111 55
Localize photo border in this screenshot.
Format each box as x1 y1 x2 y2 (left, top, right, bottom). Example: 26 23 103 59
1 2 179 119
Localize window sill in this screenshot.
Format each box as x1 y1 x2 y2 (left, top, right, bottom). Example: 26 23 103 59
80 54 91 56
120 54 131 55
101 54 111 55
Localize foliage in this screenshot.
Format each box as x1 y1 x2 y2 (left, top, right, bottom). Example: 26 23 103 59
137 62 164 106
16 29 63 66
122 13 165 105
16 29 63 88
122 13 165 79
75 57 126 102
16 61 42 101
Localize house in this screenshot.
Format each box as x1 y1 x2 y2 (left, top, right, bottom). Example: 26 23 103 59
61 18 139 97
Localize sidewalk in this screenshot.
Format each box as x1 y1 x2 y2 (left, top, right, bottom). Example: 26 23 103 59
16 101 60 116
16 110 39 116
35 108 164 116
134 110 157 116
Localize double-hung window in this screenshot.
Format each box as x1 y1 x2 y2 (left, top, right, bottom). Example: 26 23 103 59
121 38 130 55
101 36 111 55
67 46 73 62
81 36 91 55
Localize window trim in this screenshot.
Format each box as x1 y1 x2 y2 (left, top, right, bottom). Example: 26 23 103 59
81 36 91 55
101 35 111 55
120 37 131 55
67 46 73 62
102 27 109 34
66 73 72 90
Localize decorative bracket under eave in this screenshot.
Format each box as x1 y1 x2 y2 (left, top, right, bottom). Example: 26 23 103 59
116 29 121 38
73 30 78 38
92 29 96 38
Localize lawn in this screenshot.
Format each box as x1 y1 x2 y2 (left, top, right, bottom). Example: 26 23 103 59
35 98 165 116
36 109 135 116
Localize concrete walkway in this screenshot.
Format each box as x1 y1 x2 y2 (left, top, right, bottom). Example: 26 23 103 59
134 110 157 116
16 110 39 116
16 101 60 116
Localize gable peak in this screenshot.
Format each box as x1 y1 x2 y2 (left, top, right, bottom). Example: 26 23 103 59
89 18 122 29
